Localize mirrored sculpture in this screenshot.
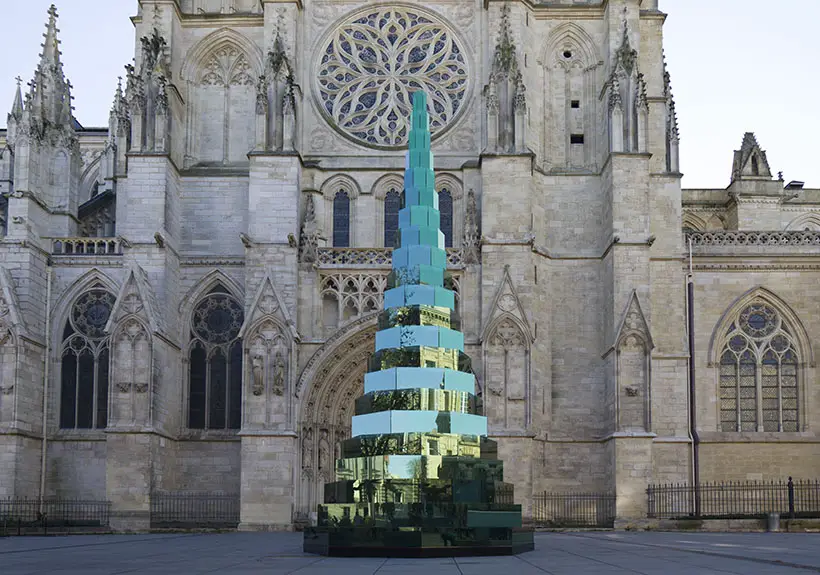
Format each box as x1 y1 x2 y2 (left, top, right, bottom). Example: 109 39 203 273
303 91 534 557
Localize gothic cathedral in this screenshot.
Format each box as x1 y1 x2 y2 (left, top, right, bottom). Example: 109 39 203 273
0 0 818 530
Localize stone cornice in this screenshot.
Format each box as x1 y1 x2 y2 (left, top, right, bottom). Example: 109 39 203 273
693 262 820 272
698 431 819 443
179 256 245 267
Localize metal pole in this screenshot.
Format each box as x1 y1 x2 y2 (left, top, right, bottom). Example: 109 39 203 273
687 237 701 517
39 262 53 515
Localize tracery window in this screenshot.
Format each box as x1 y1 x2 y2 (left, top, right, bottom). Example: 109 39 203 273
384 189 401 248
719 302 799 432
333 190 351 247
60 289 115 429
315 6 469 149
188 286 244 429
439 189 453 248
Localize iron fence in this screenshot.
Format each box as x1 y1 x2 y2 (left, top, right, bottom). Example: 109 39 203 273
0 497 111 536
532 492 616 528
150 491 240 528
647 477 820 520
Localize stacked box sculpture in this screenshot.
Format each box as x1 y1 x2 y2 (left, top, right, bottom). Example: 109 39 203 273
303 91 534 557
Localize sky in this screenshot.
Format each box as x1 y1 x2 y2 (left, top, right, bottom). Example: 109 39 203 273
0 0 817 189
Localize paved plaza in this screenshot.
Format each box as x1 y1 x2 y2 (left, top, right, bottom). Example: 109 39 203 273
2 531 820 574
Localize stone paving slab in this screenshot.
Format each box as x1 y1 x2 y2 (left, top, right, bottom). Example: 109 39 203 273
1 531 820 574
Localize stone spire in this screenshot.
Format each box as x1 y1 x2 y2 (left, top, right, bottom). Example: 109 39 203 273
484 2 526 153
663 54 680 173
8 3 79 210
607 12 647 154
6 78 24 146
259 12 298 152
28 4 73 129
732 132 772 182
10 78 23 120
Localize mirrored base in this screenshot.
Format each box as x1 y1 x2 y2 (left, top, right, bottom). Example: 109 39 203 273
303 525 535 557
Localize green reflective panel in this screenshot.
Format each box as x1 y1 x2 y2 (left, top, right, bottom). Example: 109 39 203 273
341 432 482 458
355 390 476 416
378 305 461 331
367 347 473 372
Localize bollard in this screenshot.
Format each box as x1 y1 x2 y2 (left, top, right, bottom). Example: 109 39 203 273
766 512 780 532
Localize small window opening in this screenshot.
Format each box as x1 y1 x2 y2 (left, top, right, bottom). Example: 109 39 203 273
751 155 760 176
571 100 580 109
563 50 573 59
570 134 585 145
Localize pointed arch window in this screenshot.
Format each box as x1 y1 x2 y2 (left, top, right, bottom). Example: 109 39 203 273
383 188 401 248
60 289 115 429
438 188 453 248
333 190 350 247
719 302 799 432
188 286 244 429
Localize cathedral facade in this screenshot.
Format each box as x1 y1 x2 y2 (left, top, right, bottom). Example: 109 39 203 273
0 0 818 530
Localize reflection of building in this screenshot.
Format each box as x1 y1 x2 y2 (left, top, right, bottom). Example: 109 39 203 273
0 0 818 531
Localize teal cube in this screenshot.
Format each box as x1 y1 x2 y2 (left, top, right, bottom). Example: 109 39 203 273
417 265 443 287
430 247 447 269
433 286 455 309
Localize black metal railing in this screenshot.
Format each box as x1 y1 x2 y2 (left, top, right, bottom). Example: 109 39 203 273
150 491 240 528
0 497 111 536
647 477 820 520
532 492 616 528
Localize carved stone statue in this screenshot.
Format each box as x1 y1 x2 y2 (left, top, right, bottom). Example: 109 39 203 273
299 195 323 263
302 427 314 469
252 354 264 396
463 189 480 264
272 352 285 396
318 429 330 470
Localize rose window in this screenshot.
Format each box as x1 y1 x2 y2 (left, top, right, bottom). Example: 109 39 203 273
316 7 470 148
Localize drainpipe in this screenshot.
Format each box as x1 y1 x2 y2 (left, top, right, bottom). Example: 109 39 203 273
39 260 53 513
687 237 701 516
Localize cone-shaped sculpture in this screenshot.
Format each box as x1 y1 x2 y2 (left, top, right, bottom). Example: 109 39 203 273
303 92 534 557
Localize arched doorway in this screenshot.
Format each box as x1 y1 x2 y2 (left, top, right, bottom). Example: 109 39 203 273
294 315 377 519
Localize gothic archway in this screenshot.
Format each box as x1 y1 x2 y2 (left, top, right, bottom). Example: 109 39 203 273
295 315 378 518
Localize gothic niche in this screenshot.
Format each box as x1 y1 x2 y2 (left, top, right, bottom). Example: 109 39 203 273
111 318 151 425
542 24 599 171
484 318 529 430
188 39 256 166
0 303 17 414
617 334 648 431
245 318 289 427
484 3 526 153
615 294 653 432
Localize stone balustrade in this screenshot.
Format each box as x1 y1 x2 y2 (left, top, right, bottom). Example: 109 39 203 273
51 237 123 255
316 247 465 269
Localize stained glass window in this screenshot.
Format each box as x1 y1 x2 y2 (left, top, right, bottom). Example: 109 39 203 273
333 190 350 247
719 302 799 432
439 189 453 248
188 288 244 430
384 189 401 248
60 289 115 429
